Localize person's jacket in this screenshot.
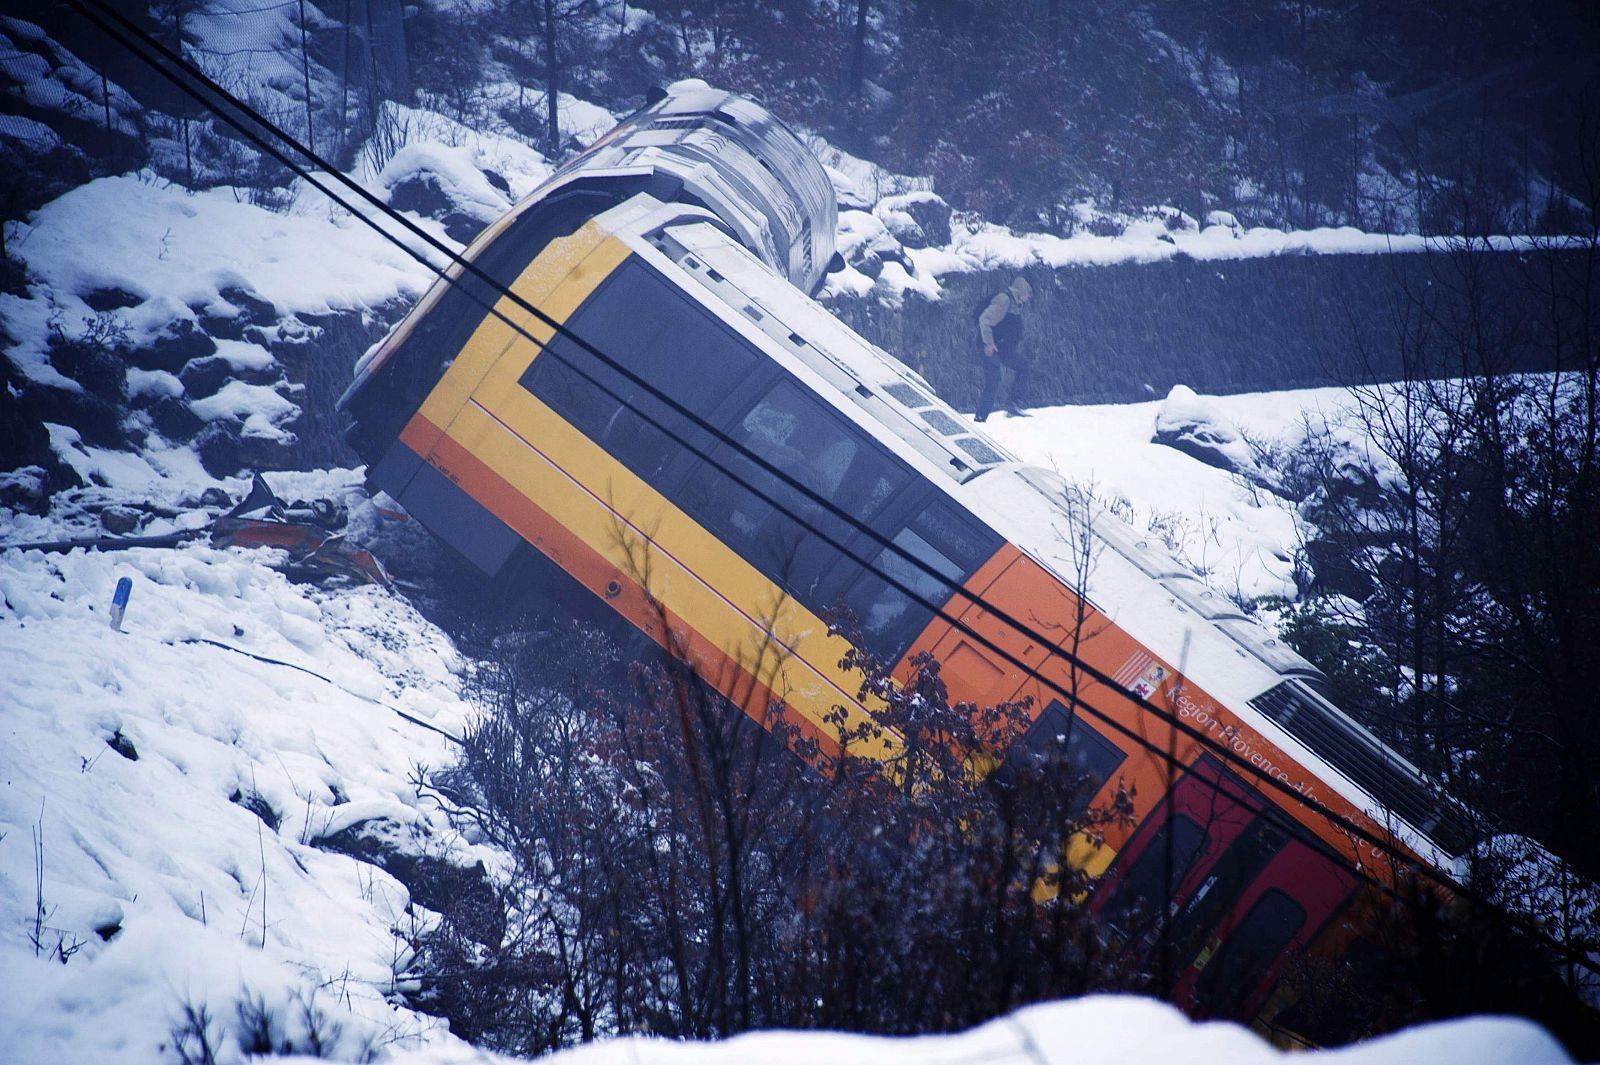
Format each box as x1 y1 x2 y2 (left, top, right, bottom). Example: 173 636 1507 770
978 290 1024 353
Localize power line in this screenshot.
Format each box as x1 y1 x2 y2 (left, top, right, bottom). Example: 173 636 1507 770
178 637 464 744
66 0 1465 881
65 0 1469 887
68 0 1600 976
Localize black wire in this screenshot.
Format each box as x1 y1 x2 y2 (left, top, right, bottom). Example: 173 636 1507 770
67 0 1464 875
179 637 464 744
70 0 1600 974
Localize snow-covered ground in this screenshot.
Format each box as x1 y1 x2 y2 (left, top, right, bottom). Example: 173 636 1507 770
382 997 1571 1065
0 477 480 1061
980 384 1347 603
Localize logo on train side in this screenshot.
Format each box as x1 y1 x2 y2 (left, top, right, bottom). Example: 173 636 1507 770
1112 652 1168 699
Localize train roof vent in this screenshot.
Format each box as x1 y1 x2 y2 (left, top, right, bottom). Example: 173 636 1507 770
1214 617 1324 679
919 409 965 435
1250 680 1476 856
954 436 1007 466
1161 573 1249 622
884 382 932 408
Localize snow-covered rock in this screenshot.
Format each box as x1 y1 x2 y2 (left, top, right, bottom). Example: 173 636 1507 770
875 190 953 250
1151 384 1277 491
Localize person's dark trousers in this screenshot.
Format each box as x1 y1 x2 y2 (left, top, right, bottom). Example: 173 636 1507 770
1003 356 1031 411
977 357 1004 420
976 355 1030 420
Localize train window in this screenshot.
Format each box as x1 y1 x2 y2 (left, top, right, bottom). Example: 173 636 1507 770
532 354 678 479
839 500 1000 661
1191 889 1306 1018
522 260 761 478
678 379 909 606
844 525 961 640
350 190 611 450
999 700 1127 814
1103 814 1208 933
1170 817 1290 952
907 499 995 574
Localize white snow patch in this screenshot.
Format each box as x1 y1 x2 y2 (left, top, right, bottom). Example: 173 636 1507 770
188 381 298 441
210 338 276 373
360 995 1570 1064
125 367 183 400
14 174 431 318
0 540 477 1064
45 423 217 495
979 385 1358 601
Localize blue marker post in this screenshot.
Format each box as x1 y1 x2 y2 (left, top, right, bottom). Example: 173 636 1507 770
109 576 132 632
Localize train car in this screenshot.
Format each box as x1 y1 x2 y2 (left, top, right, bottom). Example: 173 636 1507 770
337 81 1473 1038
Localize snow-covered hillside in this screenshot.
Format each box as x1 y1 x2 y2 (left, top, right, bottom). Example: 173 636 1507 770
0 472 481 1061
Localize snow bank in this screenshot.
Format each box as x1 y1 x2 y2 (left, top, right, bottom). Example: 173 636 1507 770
799 138 1546 310
347 995 1571 1064
979 385 1355 601
3 173 434 391
361 101 555 203
0 518 477 1063
16 173 431 318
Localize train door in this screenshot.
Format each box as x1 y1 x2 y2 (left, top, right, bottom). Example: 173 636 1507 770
921 552 1062 713
1175 829 1360 1021
1093 756 1266 936
1092 756 1360 1021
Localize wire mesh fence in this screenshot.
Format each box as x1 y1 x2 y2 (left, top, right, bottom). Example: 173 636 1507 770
0 0 412 213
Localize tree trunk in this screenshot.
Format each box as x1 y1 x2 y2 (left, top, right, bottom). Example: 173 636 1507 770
545 0 560 156
850 0 869 100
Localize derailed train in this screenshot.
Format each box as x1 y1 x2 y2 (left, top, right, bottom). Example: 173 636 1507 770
338 82 1474 1040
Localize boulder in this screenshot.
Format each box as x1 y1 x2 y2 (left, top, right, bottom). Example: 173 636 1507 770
389 174 484 244
877 191 952 249
0 466 51 515
317 818 504 947
178 354 234 399
193 421 289 478
1152 385 1255 474
129 318 215 373
100 504 142 535
147 396 203 441
82 286 142 312
216 285 278 326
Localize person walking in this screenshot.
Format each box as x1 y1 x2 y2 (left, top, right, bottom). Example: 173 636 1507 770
974 275 1033 422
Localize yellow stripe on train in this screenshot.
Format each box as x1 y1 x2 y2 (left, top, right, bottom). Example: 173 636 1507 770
411 229 898 759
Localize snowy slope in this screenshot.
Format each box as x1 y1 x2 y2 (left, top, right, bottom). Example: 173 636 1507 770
978 384 1347 603
0 483 479 1062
